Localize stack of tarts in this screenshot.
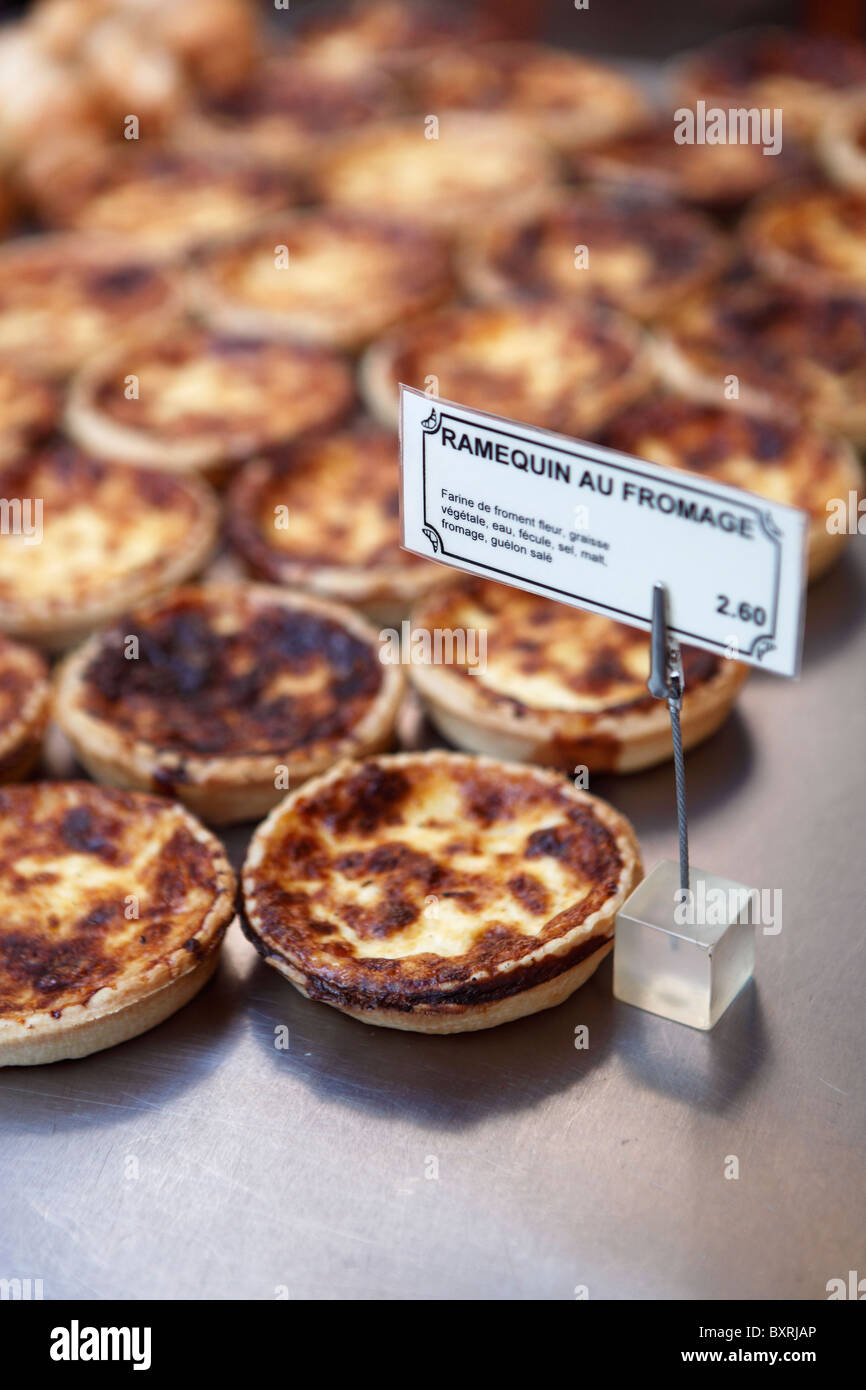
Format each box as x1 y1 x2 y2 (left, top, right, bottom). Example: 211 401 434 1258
1 4 865 1056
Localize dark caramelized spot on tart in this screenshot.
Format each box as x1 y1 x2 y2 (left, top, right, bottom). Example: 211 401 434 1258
80 589 384 759
315 762 413 837
84 263 162 301
0 783 230 1021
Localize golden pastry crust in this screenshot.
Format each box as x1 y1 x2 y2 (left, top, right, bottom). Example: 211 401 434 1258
0 634 50 783
459 190 728 322
34 148 292 258
176 53 399 172
361 300 652 437
0 234 182 379
0 365 58 464
820 95 866 192
242 749 643 1033
404 41 647 149
311 114 558 233
65 328 356 475
571 120 812 208
601 397 862 581
189 210 453 351
0 781 237 1066
55 584 405 825
408 578 747 774
653 279 866 446
743 185 866 298
674 27 866 140
0 444 219 651
292 0 502 81
226 425 446 623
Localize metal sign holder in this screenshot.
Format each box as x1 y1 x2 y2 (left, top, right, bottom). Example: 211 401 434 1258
647 582 689 894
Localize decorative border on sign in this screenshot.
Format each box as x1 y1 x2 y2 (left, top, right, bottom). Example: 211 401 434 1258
421 406 441 434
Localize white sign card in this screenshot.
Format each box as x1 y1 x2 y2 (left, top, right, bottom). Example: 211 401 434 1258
400 386 808 678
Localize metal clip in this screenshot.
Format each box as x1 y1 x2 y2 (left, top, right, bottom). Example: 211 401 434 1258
647 582 690 894
648 582 681 701
666 634 684 706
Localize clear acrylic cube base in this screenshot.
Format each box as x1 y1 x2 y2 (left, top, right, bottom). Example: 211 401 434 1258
614 860 755 1030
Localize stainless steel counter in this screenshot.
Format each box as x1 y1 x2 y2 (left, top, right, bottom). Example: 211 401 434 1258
1 545 863 1302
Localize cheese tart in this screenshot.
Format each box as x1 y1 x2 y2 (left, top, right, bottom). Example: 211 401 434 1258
0 365 58 464
654 279 866 447
408 578 747 773
361 301 652 436
242 750 643 1033
311 114 557 234
226 424 445 625
673 27 866 140
0 444 218 651
189 211 453 351
459 191 728 323
0 25 101 166
602 398 862 582
570 120 811 209
33 148 291 259
73 15 186 134
33 0 260 99
292 0 502 81
0 234 181 379
820 96 866 192
128 0 260 98
65 328 355 476
743 186 866 298
176 53 399 174
0 782 236 1066
403 42 647 150
0 634 50 782
55 584 405 826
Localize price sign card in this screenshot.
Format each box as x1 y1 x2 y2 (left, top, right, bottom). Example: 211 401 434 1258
400 387 808 678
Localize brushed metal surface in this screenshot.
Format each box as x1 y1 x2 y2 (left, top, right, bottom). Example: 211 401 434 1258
1 547 863 1302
